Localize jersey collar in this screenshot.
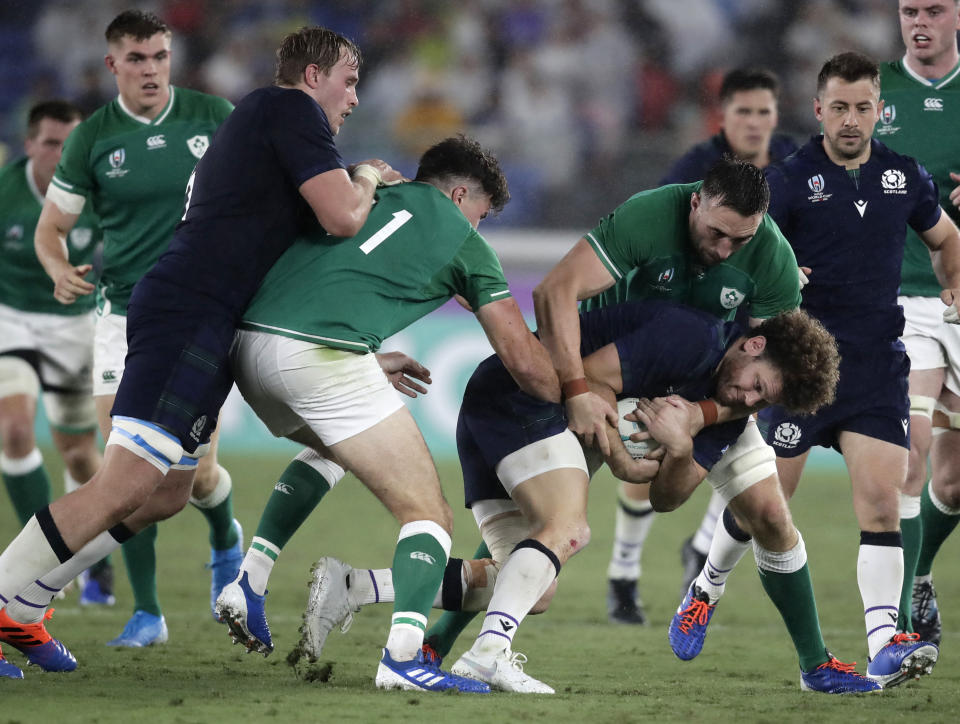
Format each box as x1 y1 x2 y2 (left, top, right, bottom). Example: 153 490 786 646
116 86 176 125
901 54 960 89
24 159 45 205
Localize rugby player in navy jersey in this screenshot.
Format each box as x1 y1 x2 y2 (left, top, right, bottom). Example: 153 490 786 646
303 301 880 693
0 26 402 657
676 52 960 689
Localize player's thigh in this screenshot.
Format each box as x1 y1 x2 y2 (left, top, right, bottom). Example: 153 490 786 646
932 387 960 503
840 431 906 530
330 406 447 525
706 418 780 501
726 472 795 546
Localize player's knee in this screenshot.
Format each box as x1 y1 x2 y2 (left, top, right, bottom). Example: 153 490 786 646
745 497 793 543
0 415 36 457
60 443 99 483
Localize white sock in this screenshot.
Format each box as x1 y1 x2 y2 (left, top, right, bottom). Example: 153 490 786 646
0 516 65 609
472 541 559 655
753 531 806 574
695 508 751 604
858 537 903 659
349 567 394 605
0 448 43 475
5 530 120 622
63 470 83 495
189 464 232 508
691 489 726 554
606 490 655 580
242 537 279 596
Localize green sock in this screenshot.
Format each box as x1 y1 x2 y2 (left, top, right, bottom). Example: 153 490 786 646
898 515 921 632
254 459 332 550
122 523 162 616
426 540 490 657
758 563 828 672
916 480 960 576
2 450 52 525
391 529 448 634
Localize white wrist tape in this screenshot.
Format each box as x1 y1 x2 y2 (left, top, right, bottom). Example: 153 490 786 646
352 164 382 188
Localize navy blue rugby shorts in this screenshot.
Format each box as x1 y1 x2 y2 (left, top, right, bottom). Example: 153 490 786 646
759 341 910 457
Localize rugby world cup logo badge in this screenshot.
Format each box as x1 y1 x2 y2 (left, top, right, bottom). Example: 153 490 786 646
657 268 675 283
882 105 896 124
106 148 129 178
806 174 831 203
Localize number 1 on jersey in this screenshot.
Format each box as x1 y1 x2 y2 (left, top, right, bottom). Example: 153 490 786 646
359 210 412 254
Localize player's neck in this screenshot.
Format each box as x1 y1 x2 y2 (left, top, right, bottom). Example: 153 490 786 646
904 48 960 82
118 88 171 122
27 159 51 197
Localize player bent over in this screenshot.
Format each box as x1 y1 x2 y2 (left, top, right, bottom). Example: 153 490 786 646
304 302 882 694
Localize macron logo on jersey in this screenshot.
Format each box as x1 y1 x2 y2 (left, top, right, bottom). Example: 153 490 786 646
924 97 944 111
854 200 868 218
146 134 166 150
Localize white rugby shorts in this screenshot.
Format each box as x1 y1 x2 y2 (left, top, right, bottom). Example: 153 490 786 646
230 329 404 445
92 310 127 397
900 296 960 396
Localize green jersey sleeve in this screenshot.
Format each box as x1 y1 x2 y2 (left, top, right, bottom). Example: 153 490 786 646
446 230 512 310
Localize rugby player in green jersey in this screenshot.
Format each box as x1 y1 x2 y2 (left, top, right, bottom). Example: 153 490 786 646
0 101 100 678
876 0 960 645
209 135 556 692
29 10 238 648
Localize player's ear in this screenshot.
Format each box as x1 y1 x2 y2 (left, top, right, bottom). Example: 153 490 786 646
105 54 117 74
451 184 469 207
744 335 767 356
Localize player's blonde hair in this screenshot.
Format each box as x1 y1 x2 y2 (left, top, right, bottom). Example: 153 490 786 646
275 27 361 86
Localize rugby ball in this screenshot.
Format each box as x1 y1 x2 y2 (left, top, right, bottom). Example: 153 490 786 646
617 397 662 459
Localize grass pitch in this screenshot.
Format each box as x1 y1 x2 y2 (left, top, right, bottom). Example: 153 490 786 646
2 451 959 723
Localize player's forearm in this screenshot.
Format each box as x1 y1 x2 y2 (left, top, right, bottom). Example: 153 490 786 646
34 212 72 282
648 453 700 512
532 281 584 384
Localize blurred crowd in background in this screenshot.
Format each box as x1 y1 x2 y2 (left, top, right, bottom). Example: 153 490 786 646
0 0 909 228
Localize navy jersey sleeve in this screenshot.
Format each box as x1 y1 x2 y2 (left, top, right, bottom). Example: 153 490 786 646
267 91 345 187
659 141 716 185
909 160 943 234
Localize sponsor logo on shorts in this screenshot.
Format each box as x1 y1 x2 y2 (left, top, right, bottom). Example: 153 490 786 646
146 134 166 149
101 370 117 382
773 422 801 448
274 482 295 495
924 97 943 111
409 551 435 565
902 418 909 437
189 414 207 442
881 169 907 194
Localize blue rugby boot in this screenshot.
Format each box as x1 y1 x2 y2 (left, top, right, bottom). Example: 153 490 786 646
668 584 716 660
800 656 881 694
106 610 168 647
375 647 491 693
208 520 244 622
0 608 76 672
866 632 938 688
215 571 273 655
0 645 24 679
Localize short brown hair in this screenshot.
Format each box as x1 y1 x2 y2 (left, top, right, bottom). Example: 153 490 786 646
274 27 361 86
27 100 84 139
753 310 840 415
720 68 780 104
414 135 510 214
105 10 170 44
701 156 770 217
816 52 880 97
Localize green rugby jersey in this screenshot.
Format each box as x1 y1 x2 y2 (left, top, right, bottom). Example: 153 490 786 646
241 182 511 353
0 157 100 314
878 58 960 297
49 87 233 313
581 183 801 319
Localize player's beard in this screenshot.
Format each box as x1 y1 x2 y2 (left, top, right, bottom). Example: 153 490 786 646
827 130 869 161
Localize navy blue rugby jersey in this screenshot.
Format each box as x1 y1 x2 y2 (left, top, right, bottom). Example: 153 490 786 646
765 136 940 344
462 300 747 471
140 85 345 316
660 131 798 185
